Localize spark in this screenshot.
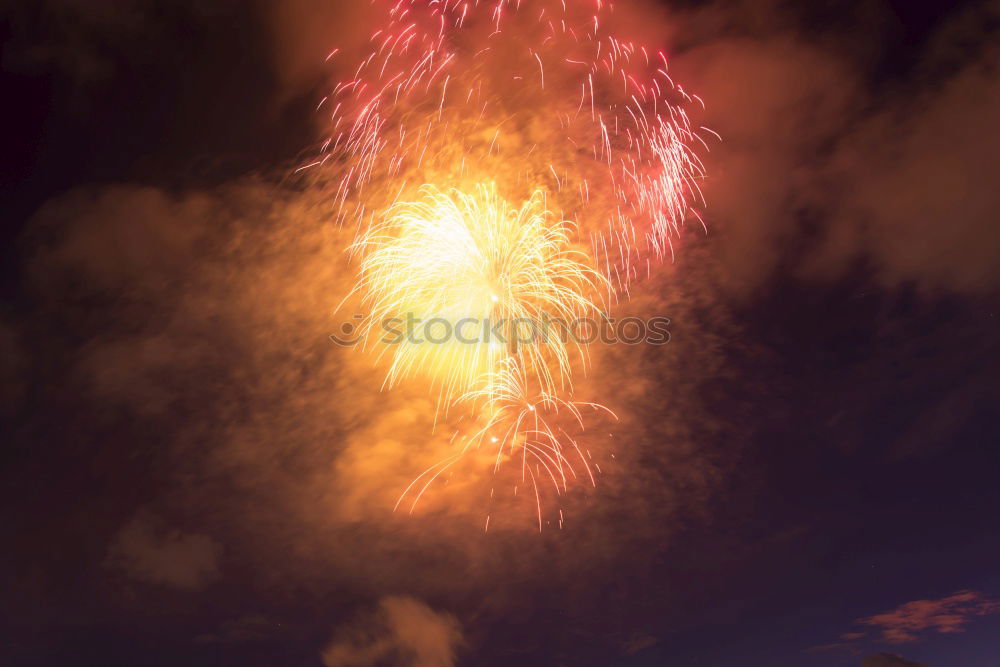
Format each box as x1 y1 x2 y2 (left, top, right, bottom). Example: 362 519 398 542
350 183 605 401
316 0 706 287
395 356 618 530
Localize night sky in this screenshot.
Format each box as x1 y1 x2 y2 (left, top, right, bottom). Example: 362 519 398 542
2 1 999 666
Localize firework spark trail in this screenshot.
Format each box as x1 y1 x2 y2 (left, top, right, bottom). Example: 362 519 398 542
310 0 706 285
313 0 708 525
349 183 605 401
395 356 618 531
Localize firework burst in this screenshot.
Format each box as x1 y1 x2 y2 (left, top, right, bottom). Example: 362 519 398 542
313 0 708 526
307 0 708 286
350 183 605 401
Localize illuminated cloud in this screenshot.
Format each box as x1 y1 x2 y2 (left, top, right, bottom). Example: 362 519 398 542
321 596 462 667
622 633 659 655
673 0 1000 298
105 511 221 590
858 590 1000 644
821 6 1000 295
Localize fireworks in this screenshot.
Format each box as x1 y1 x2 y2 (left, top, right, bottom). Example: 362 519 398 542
307 0 706 279
396 356 617 531
350 183 605 401
312 0 707 526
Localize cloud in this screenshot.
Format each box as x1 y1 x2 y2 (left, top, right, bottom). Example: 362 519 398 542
25 185 213 296
17 172 732 568
622 633 659 655
819 9 1000 295
2 0 154 82
674 30 861 297
814 589 1000 655
861 654 926 667
670 0 1000 298
196 614 280 644
105 511 222 590
260 0 380 99
321 596 463 667
858 590 1000 644
1 0 226 84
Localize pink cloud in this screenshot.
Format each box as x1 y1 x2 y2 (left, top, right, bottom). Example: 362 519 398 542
859 590 1000 644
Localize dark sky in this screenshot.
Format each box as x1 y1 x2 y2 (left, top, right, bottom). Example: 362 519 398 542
2 1 999 666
